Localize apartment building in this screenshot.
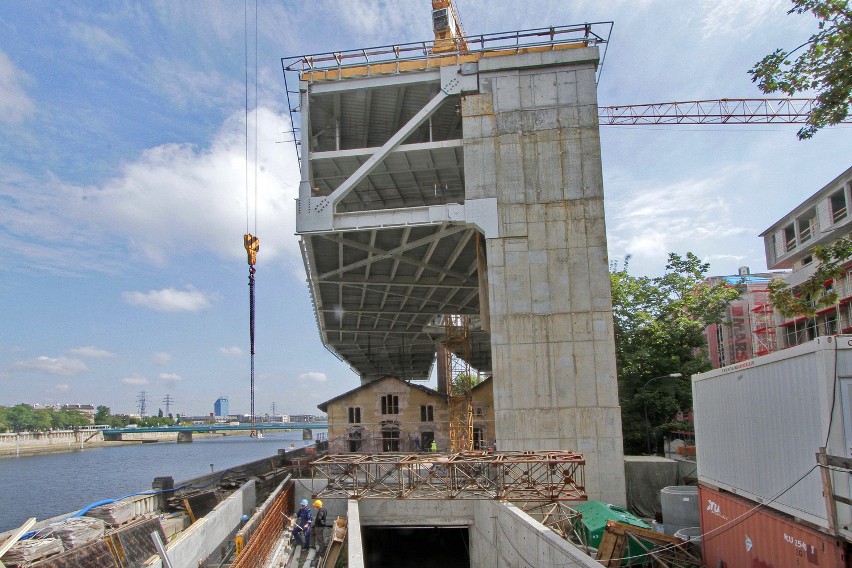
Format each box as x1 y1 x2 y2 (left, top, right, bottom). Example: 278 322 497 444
760 166 852 348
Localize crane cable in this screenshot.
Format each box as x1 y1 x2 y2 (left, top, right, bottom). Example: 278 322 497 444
243 0 259 438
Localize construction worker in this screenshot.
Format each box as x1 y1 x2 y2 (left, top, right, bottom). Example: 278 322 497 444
430 440 438 452
313 499 328 553
292 498 313 549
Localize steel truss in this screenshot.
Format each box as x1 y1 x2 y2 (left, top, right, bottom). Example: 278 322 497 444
312 451 586 501
598 98 845 125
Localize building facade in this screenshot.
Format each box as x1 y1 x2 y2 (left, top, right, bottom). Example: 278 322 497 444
213 397 229 418
318 375 494 453
704 268 777 369
761 166 852 348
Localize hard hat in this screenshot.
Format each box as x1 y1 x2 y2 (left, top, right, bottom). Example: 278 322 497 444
314 499 323 507
300 498 308 506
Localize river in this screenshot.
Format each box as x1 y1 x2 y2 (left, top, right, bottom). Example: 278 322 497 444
0 430 323 533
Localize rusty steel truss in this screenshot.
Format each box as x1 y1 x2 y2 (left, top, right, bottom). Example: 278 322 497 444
312 451 586 502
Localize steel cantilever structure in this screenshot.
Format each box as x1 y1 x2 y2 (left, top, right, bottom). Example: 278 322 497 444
312 451 586 502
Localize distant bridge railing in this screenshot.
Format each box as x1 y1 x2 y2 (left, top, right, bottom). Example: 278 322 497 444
102 423 328 435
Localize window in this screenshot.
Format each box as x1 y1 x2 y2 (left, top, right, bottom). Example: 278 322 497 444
826 312 838 335
831 190 847 224
347 407 361 424
348 430 362 452
381 428 400 452
420 404 434 422
797 208 817 243
474 405 484 417
784 224 796 252
381 395 399 415
802 255 813 267
473 427 485 450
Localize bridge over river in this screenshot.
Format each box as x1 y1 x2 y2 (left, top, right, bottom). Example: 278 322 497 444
102 423 328 443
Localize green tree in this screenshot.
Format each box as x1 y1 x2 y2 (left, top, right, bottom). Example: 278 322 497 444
611 253 742 455
451 373 479 396
749 0 852 139
94 405 111 424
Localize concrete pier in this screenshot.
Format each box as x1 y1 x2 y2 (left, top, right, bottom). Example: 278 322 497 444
291 25 625 504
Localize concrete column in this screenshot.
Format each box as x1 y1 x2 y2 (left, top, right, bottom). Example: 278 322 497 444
177 431 193 443
462 49 626 504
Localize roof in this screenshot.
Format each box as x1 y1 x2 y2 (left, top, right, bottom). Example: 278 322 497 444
317 375 445 412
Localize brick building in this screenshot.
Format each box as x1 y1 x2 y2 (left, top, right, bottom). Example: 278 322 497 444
317 375 494 453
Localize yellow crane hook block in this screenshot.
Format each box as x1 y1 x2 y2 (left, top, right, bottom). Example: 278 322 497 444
244 234 259 266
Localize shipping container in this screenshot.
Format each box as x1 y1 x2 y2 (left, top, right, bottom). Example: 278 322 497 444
699 485 848 567
692 335 852 538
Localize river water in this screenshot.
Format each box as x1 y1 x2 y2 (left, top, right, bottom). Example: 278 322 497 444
0 430 322 533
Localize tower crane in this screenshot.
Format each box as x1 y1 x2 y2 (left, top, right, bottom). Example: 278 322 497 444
431 0 468 53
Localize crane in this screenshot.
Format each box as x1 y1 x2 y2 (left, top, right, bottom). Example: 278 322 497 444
598 98 851 126
431 0 468 53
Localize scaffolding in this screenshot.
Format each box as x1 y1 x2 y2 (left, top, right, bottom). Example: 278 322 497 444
443 314 474 452
751 287 777 357
312 451 586 502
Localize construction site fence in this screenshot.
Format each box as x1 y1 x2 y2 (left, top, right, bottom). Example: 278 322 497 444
232 475 294 568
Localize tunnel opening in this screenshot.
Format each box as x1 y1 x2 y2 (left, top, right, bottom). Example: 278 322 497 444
362 526 470 568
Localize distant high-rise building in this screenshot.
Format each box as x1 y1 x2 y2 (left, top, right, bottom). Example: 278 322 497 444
214 397 229 417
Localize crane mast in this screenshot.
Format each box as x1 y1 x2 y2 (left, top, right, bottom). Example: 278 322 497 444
431 0 468 53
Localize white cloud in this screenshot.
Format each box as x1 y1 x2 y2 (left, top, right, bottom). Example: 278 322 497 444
123 287 216 312
55 383 70 393
298 371 327 383
219 346 243 357
699 0 789 38
67 346 115 358
0 51 35 124
70 107 300 267
607 174 751 272
8 356 87 376
153 352 172 365
66 22 132 61
121 375 149 386
159 372 182 383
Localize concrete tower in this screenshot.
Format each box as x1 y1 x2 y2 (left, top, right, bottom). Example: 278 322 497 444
289 25 625 503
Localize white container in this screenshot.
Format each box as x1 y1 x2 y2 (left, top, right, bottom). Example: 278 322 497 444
673 526 701 544
692 335 852 537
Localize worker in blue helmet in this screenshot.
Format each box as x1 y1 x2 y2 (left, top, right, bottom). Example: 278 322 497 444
292 498 313 549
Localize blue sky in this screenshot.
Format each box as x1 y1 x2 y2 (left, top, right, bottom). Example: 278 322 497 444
0 1 848 416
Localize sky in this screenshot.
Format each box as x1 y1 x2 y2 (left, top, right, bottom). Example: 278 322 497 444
0 1 849 417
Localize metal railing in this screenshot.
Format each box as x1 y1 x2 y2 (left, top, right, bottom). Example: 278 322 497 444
282 22 612 77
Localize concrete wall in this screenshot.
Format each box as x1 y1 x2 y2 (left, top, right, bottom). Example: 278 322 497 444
350 498 599 567
463 47 626 504
143 479 256 568
471 500 600 567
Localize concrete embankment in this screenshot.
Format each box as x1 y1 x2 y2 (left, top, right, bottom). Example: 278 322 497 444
0 430 231 458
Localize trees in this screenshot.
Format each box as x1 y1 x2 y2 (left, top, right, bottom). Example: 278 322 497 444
611 253 742 454
749 0 852 139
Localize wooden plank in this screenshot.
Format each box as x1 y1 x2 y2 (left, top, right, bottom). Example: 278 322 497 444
0 517 36 561
817 447 839 536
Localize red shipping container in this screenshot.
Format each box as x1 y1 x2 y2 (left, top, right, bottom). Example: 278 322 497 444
699 485 848 567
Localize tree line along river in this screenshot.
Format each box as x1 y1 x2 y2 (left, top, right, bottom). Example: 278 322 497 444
0 430 322 533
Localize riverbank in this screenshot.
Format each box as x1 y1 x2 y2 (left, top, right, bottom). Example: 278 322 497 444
0 430 233 459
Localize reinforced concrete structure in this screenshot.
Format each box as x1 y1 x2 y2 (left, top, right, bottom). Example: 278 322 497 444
285 23 625 504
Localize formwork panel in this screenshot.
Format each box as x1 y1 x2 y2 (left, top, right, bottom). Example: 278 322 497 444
699 485 847 568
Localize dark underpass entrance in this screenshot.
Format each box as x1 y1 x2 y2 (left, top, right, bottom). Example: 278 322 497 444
362 526 470 568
